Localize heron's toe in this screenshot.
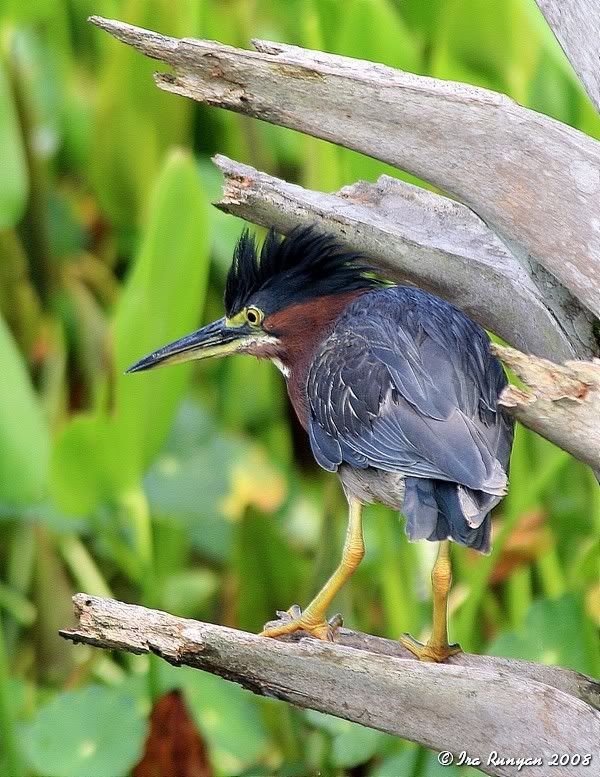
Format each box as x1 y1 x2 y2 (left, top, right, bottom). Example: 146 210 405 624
260 607 343 641
400 633 462 663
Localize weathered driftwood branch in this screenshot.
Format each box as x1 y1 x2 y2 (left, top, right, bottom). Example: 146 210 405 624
493 345 600 471
89 15 600 326
535 0 600 113
214 155 580 360
61 595 600 777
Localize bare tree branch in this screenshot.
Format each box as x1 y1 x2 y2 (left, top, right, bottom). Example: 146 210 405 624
89 15 600 323
493 344 600 472
214 155 590 359
61 595 600 777
535 0 600 113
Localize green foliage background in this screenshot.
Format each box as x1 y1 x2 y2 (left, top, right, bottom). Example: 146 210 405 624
0 1 599 775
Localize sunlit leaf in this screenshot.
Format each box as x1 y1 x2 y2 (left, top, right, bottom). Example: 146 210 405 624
0 316 49 505
20 685 147 777
144 401 287 561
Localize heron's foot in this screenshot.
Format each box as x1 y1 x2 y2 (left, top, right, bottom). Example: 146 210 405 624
400 633 462 663
260 604 343 641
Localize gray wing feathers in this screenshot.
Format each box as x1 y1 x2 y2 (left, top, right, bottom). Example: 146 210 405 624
307 287 512 496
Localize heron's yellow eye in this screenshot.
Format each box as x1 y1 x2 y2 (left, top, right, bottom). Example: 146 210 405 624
246 306 264 326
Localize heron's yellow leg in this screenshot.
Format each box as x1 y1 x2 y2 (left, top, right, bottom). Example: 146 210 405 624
261 498 364 640
400 540 462 662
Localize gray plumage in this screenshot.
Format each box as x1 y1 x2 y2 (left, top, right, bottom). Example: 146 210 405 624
307 286 514 553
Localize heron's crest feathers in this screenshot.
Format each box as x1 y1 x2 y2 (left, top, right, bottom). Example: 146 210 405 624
224 227 382 317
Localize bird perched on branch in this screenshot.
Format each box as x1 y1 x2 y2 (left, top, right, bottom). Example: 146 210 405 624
128 227 513 662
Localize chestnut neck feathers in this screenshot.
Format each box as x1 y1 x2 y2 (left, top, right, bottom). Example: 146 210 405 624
262 290 367 425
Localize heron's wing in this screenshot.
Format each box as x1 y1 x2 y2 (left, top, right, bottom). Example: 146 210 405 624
307 288 513 494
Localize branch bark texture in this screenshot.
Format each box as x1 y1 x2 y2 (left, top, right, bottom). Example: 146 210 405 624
89 15 600 324
535 0 600 113
214 155 585 360
61 595 600 777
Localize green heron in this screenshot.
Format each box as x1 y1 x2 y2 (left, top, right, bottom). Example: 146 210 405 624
128 227 513 662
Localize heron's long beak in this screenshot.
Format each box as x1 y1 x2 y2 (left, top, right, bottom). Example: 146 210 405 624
126 317 258 373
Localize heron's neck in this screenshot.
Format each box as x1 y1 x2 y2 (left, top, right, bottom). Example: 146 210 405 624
266 290 365 427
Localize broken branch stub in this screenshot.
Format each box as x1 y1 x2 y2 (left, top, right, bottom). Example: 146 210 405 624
61 595 600 777
492 344 600 472
89 15 600 323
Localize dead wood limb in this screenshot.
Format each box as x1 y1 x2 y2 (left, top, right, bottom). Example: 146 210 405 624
89 15 600 324
493 345 600 472
61 595 599 777
214 155 583 360
535 0 600 113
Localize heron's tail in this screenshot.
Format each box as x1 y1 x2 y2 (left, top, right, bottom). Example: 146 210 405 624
402 477 502 554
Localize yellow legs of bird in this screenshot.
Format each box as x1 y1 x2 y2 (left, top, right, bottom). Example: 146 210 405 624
400 540 462 662
261 497 364 640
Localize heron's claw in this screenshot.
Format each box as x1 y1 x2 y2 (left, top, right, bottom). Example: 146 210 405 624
400 633 462 663
260 606 343 641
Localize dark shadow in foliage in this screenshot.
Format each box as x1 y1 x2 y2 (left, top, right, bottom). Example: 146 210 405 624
133 691 213 777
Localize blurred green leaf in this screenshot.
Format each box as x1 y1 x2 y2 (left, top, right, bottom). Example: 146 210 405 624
396 0 444 37
305 710 390 768
109 150 211 491
20 684 147 777
431 0 537 98
371 748 420 777
335 0 420 72
419 751 463 776
235 506 303 633
489 593 600 676
183 669 269 771
2 0 54 21
145 400 287 561
49 415 107 515
0 58 28 228
90 0 198 230
161 568 219 618
0 316 49 505
331 722 387 767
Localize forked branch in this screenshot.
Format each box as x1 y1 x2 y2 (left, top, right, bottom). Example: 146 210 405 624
89 14 600 328
61 595 600 777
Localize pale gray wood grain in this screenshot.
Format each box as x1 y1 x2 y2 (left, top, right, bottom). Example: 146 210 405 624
535 0 600 113
88 15 600 322
214 155 591 359
61 595 600 777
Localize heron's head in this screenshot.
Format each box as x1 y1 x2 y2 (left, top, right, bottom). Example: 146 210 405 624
127 226 382 375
